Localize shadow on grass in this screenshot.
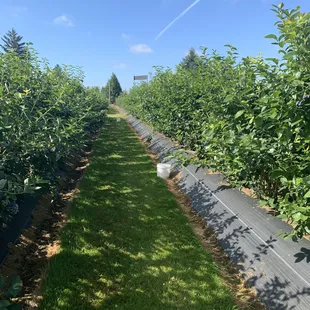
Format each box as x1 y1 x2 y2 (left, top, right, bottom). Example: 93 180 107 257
40 114 236 310
125 111 310 310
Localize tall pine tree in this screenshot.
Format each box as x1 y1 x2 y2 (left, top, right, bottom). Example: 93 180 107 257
180 48 200 70
53 64 64 78
105 73 122 103
1 28 26 57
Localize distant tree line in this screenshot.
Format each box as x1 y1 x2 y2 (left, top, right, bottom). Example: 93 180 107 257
0 28 123 104
0 28 201 102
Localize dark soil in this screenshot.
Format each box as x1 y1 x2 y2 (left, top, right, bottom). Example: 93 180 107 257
0 137 97 309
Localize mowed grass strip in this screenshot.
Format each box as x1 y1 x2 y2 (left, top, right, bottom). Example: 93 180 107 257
40 109 237 310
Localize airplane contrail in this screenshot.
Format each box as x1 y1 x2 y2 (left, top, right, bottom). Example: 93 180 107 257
155 0 201 40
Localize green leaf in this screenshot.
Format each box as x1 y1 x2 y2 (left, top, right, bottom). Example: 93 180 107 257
0 179 7 190
270 170 286 180
295 72 302 79
284 51 297 58
23 185 33 194
292 80 304 87
283 234 293 240
268 198 275 207
4 276 22 299
265 34 278 40
235 110 245 119
303 190 310 199
254 117 263 128
302 176 310 186
280 177 288 185
224 95 234 103
293 212 307 222
259 200 267 207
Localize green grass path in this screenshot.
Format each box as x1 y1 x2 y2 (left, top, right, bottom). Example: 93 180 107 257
40 109 236 310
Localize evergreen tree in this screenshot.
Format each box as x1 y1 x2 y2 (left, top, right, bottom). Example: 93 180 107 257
1 28 26 57
53 64 63 78
105 73 122 103
180 48 200 70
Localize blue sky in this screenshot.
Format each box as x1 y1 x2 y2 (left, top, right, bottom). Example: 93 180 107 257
1 0 310 90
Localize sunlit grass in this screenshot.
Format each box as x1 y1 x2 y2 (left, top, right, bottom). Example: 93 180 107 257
40 109 237 310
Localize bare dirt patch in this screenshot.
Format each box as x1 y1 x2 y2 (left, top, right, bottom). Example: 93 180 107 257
241 187 257 199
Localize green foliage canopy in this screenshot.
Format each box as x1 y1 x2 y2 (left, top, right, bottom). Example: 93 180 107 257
0 46 108 226
117 3 310 239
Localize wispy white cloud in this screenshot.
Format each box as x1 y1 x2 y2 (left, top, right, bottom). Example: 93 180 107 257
121 33 130 40
53 15 74 27
114 63 128 69
7 6 28 17
130 44 153 54
155 0 201 40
